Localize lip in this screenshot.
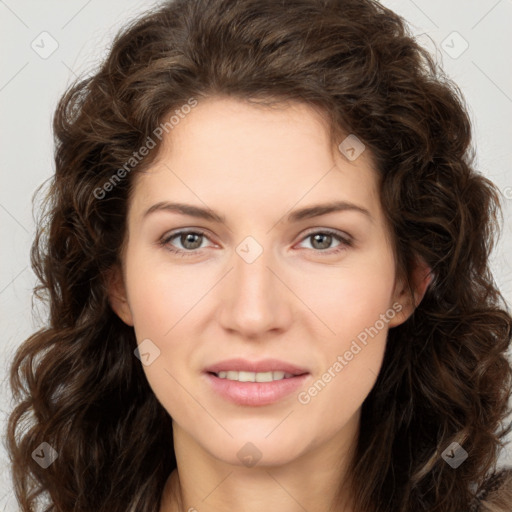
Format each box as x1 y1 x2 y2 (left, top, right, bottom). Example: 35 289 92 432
203 358 310 407
204 358 309 376
204 372 310 406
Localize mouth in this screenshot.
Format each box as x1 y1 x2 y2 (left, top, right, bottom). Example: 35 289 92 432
203 358 310 406
209 370 300 382
204 357 309 377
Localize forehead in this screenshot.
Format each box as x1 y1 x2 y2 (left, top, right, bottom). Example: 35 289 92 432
128 96 382 223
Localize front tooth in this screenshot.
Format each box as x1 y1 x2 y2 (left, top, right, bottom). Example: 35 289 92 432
219 370 291 381
238 371 256 382
255 371 273 382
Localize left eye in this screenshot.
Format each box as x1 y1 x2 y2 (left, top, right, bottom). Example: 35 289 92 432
296 230 352 252
159 229 352 256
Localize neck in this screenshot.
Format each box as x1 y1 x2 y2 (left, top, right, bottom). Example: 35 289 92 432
160 416 359 512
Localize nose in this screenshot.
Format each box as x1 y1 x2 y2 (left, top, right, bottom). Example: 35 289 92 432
217 241 294 339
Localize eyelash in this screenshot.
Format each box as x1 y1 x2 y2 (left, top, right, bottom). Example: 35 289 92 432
158 228 353 258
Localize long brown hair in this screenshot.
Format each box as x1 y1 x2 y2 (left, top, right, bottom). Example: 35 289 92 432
6 0 512 511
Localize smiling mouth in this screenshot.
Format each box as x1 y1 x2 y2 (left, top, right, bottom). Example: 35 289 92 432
210 370 301 382
204 368 310 406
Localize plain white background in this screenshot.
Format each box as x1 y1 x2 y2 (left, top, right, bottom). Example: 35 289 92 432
1 0 511 509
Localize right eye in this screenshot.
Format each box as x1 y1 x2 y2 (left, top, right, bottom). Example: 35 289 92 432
159 229 212 256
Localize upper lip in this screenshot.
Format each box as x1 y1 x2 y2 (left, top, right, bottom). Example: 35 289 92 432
204 358 309 376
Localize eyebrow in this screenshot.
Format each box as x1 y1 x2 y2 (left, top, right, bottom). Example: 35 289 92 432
142 200 373 224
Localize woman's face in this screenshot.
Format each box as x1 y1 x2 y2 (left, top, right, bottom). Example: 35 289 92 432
109 96 417 468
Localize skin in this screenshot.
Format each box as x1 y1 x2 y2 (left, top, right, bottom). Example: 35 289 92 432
108 96 431 512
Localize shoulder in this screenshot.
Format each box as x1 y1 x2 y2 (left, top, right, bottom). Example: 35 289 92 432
470 467 512 512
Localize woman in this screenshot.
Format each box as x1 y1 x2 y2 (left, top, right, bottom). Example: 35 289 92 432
6 0 512 511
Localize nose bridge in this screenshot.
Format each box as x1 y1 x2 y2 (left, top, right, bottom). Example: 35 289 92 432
219 234 290 336
235 240 273 299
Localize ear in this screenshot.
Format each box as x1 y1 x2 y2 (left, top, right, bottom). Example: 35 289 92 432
388 255 433 328
105 264 134 326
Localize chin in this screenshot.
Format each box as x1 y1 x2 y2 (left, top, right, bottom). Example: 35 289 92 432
202 431 309 469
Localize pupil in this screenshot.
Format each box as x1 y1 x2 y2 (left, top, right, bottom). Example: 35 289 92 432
183 233 201 249
313 233 331 250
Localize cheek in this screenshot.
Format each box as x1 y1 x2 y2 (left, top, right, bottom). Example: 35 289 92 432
124 253 211 339
297 289 392 436
301 248 397 340
294 249 395 407
123 252 213 413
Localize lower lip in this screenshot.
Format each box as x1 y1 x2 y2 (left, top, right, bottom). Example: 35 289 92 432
204 372 310 406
